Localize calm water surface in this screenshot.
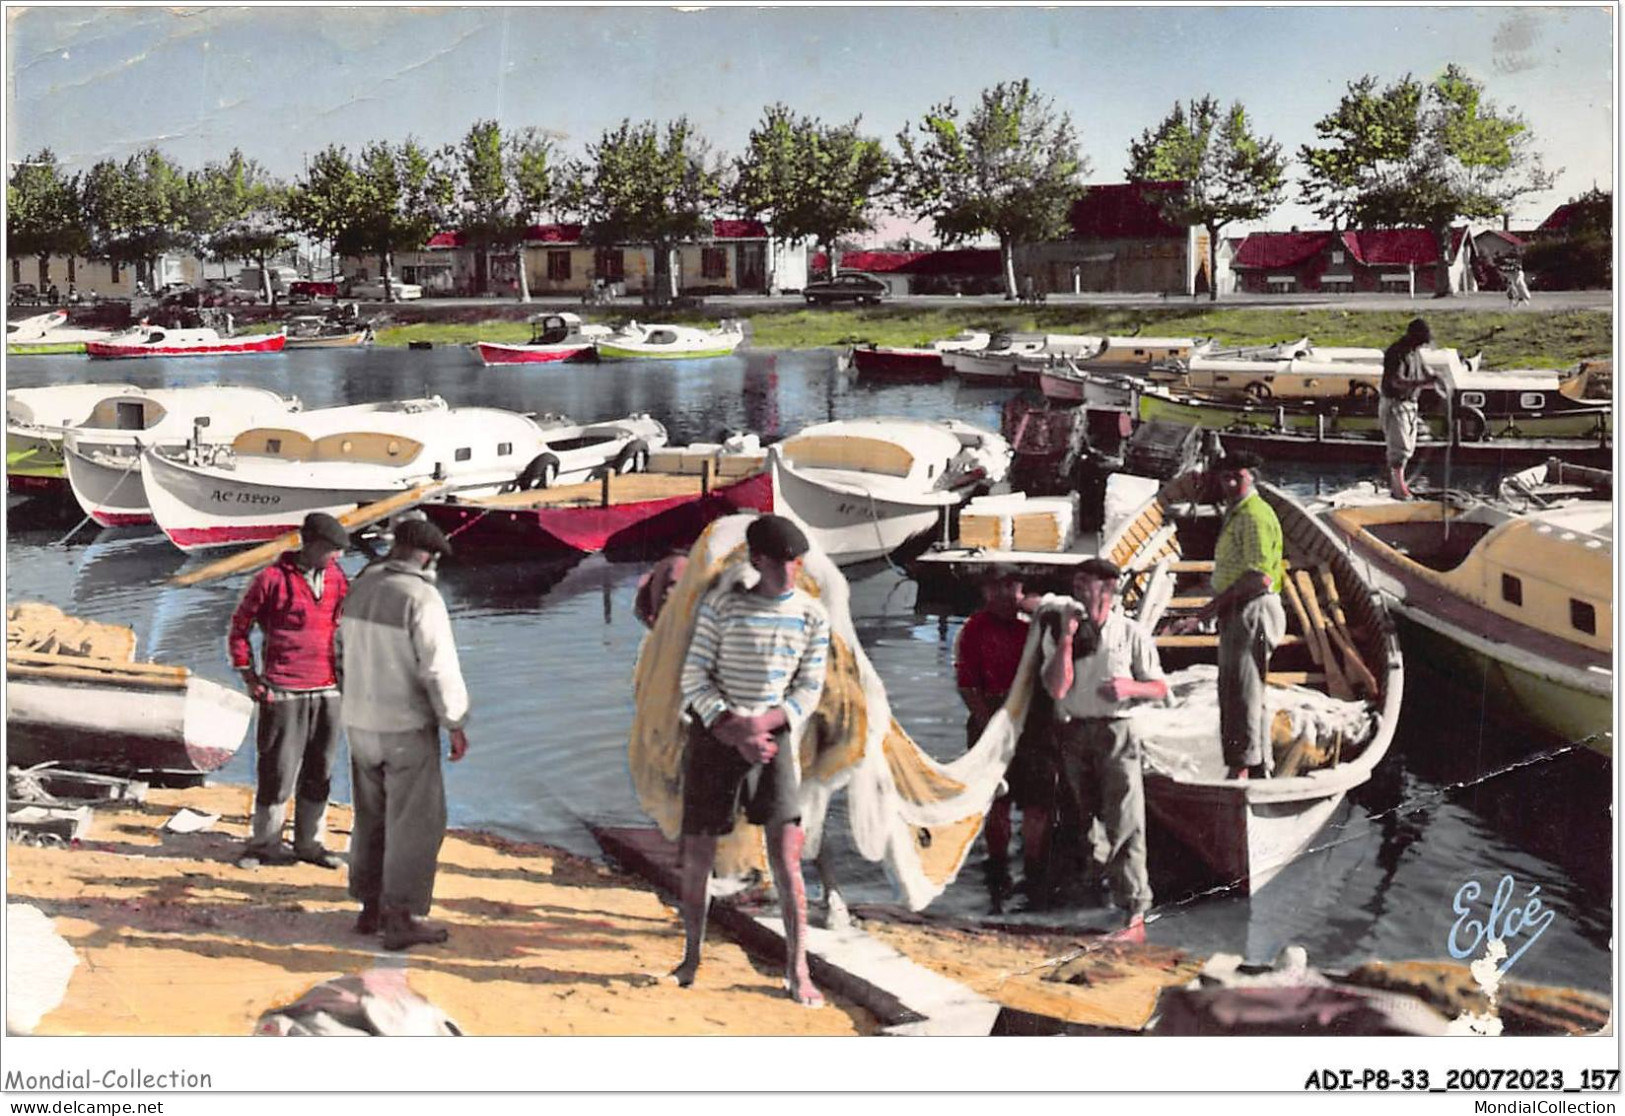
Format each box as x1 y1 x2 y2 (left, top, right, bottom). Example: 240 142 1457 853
5 346 1612 994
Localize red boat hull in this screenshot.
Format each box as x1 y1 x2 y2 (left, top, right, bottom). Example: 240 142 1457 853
477 342 596 365
86 334 287 359
423 470 772 556
851 346 948 382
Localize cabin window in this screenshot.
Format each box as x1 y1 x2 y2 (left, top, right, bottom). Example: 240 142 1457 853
1501 573 1523 606
267 438 282 453
1133 349 1147 356
547 251 571 282
649 329 677 345
497 442 512 456
1571 599 1596 635
1519 392 1545 410
341 439 354 453
1461 392 1486 409
701 248 727 280
387 440 402 456
594 249 625 282
454 447 472 462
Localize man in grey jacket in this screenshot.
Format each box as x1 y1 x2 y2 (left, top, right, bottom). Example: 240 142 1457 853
340 517 470 951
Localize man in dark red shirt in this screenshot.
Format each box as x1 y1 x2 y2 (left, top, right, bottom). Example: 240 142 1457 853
228 513 351 869
954 567 1048 906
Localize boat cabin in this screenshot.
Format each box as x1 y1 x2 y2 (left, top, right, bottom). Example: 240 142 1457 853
530 312 587 344
232 427 427 466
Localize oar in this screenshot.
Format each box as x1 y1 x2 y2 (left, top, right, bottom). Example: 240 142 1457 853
170 481 450 587
1279 571 1323 668
1315 566 1379 699
1293 569 1354 700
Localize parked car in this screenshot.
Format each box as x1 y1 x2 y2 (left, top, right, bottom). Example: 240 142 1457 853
348 278 423 301
803 272 888 306
9 283 40 306
288 279 341 303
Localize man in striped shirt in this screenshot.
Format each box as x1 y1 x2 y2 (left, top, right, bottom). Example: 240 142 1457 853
674 514 830 1007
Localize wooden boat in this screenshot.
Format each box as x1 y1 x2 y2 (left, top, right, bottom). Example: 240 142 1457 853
282 315 374 349
848 330 990 382
769 417 1012 564
1101 471 1404 894
475 312 608 365
1069 335 1201 374
140 397 592 551
1498 457 1612 507
6 602 253 777
86 325 286 359
1323 491 1611 757
1148 348 1473 405
1037 358 1139 410
948 333 1089 385
61 385 301 526
7 383 142 494
594 320 745 361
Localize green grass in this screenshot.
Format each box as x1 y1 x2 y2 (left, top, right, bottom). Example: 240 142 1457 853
366 305 1611 370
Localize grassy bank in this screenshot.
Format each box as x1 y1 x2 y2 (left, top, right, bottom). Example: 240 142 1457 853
369 304 1611 370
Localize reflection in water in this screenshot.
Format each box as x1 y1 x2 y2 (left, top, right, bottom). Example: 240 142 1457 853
4 347 1611 994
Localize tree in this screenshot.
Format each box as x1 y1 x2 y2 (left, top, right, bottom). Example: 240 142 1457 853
1523 187 1611 289
565 117 722 304
189 149 294 302
453 120 557 301
350 139 455 302
1300 64 1555 296
732 104 892 279
1126 96 1285 301
80 147 193 288
893 80 1086 298
7 148 85 285
285 145 368 283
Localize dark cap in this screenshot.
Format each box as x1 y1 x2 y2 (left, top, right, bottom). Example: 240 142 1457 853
301 512 349 549
1213 450 1264 475
1406 317 1432 342
746 514 809 561
1074 557 1122 584
393 517 453 557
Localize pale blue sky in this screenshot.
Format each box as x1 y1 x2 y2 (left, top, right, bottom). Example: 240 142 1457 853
5 4 1614 239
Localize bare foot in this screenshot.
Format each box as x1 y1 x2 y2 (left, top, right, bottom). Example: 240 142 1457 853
785 974 825 1008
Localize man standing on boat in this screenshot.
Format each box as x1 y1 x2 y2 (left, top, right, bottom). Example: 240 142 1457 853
1172 452 1287 780
674 514 830 1007
228 512 351 871
1040 559 1167 931
340 518 470 951
1379 317 1444 501
955 566 1048 909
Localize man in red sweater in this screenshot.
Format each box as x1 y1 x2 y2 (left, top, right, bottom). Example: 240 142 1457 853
228 513 351 869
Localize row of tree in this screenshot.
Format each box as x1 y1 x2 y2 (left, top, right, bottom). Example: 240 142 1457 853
9 65 1552 302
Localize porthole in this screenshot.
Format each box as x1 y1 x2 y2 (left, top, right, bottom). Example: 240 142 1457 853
455 447 472 462
498 442 513 456
341 439 354 453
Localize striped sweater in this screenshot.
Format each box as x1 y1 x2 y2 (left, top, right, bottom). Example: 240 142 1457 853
680 582 830 731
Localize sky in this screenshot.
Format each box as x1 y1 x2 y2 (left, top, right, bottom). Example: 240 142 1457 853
3 4 1615 243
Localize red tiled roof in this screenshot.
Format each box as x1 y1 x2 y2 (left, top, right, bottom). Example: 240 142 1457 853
426 231 463 249
811 250 929 274
711 219 769 239
1069 182 1190 239
1538 202 1580 233
1233 231 1332 270
526 223 584 244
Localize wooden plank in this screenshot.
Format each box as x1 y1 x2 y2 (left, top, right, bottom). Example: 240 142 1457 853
1165 595 1212 611
1267 671 1327 687
1278 574 1323 667
6 662 190 689
1169 558 1292 574
7 650 187 678
1156 633 1304 649
170 481 450 587
1316 566 1379 699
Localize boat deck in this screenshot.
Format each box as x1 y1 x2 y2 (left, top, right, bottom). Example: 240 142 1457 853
444 469 762 511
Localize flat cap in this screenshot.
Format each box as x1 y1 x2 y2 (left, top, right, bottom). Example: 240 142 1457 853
394 517 453 557
1213 449 1265 474
1074 557 1122 583
300 512 349 549
746 514 809 561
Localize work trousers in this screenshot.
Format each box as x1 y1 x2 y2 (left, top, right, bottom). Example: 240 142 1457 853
1217 593 1287 771
1054 718 1150 915
347 725 447 916
246 691 342 857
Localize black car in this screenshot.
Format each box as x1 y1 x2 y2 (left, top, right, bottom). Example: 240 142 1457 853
9 283 39 306
803 272 888 306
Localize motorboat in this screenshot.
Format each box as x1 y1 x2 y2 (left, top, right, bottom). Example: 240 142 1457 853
61 385 302 526
282 314 375 349
1323 490 1610 756
848 330 990 382
769 417 1012 564
6 601 253 777
7 382 142 494
140 397 576 551
476 312 610 365
594 320 746 361
1498 457 1611 508
85 324 287 359
423 433 770 557
6 310 118 355
1099 467 1404 894
1150 348 1475 405
948 333 1085 385
1037 358 1140 410
1068 335 1202 375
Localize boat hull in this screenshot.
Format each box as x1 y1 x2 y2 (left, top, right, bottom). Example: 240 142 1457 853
476 341 595 365
284 330 372 349
86 333 288 359
6 672 252 776
850 346 948 382
64 444 153 526
595 342 741 361
769 452 952 565
7 340 88 355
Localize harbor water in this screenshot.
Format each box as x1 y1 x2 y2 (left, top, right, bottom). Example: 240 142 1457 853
5 345 1612 995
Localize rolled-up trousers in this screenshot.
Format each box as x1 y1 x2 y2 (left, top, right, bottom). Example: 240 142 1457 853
1217 593 1287 771
347 725 447 916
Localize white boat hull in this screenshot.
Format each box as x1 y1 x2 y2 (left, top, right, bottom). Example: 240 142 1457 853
768 450 953 564
64 444 153 526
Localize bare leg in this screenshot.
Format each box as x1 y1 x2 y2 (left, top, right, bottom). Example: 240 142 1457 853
673 833 717 987
1390 464 1413 500
812 845 851 931
767 822 822 1007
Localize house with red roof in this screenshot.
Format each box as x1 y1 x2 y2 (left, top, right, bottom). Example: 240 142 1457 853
1014 182 1214 296
344 219 807 298
808 247 1004 295
1231 227 1477 295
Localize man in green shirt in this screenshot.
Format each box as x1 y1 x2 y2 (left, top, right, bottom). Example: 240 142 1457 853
1170 452 1286 779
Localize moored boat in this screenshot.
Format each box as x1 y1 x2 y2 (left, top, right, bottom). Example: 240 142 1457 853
475 312 609 365
85 324 287 359
282 314 375 349
6 310 120 355
769 417 1012 564
594 320 745 361
7 382 143 495
848 330 991 382
1322 491 1611 756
